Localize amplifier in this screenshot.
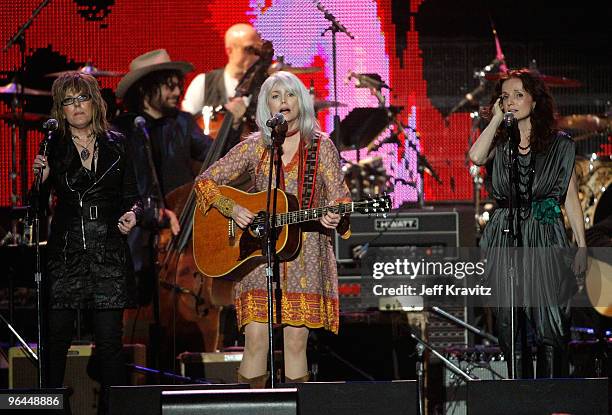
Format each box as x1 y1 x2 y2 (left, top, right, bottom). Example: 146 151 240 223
443 347 507 415
9 344 146 415
335 210 459 263
178 351 243 383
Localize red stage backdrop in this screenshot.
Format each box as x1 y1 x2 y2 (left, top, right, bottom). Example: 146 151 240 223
0 0 476 207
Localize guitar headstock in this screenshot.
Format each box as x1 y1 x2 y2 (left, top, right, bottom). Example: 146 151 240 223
354 194 391 215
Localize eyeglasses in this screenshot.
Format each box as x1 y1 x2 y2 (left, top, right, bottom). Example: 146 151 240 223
164 79 183 92
61 94 92 107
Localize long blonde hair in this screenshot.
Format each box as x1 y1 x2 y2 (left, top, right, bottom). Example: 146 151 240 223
51 72 109 137
255 71 319 146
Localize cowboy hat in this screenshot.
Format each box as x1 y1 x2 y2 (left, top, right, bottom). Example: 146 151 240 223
116 49 193 98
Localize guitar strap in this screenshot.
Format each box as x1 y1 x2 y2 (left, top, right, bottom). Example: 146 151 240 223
256 133 321 209
298 133 321 209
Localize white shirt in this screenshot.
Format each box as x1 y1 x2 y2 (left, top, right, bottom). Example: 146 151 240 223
181 69 241 115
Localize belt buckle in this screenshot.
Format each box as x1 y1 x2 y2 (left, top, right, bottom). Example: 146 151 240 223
89 205 98 220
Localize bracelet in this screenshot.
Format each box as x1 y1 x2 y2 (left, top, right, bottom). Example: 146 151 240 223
213 195 235 217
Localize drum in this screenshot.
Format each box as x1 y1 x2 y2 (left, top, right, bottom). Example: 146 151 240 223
343 156 391 200
574 156 612 229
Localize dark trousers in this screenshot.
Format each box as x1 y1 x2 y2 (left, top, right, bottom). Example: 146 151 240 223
46 309 126 415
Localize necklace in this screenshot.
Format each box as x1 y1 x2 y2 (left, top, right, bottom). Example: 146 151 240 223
285 128 299 138
72 133 96 161
518 129 532 151
518 142 531 151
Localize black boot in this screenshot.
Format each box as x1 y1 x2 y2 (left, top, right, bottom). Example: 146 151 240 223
536 345 569 378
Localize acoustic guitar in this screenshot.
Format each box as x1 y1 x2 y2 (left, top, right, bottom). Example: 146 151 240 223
192 186 390 281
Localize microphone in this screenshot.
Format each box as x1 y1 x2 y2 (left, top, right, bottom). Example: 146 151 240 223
134 116 151 140
42 118 58 131
266 113 286 128
503 111 515 127
313 0 355 40
38 119 58 165
348 72 390 90
134 116 146 128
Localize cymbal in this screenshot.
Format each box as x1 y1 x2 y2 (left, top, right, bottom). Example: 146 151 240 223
45 64 125 78
557 114 611 131
484 71 582 87
0 111 48 125
314 99 347 111
0 82 51 96
268 62 322 74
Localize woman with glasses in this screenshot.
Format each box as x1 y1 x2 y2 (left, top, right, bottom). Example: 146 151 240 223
31 72 141 414
469 69 586 378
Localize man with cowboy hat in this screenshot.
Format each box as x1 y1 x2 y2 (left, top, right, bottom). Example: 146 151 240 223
114 48 212 198
112 49 214 365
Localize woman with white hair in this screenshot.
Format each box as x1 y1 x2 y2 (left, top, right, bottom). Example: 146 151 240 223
195 71 351 387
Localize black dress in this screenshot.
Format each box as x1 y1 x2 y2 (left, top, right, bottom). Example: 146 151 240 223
44 130 141 310
481 132 578 376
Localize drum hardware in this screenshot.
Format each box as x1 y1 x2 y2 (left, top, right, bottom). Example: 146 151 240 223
44 62 125 78
557 113 612 132
0 111 48 123
0 81 51 96
573 154 612 229
342 156 392 200
268 56 322 74
345 71 390 91
484 60 582 88
342 69 441 207
313 98 346 112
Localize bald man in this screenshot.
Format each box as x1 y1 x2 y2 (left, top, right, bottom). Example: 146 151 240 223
182 23 261 122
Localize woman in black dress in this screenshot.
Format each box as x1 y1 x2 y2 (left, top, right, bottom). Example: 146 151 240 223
32 72 141 414
469 69 586 378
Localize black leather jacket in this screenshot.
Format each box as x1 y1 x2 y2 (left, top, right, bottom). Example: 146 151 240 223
46 130 142 249
43 129 142 309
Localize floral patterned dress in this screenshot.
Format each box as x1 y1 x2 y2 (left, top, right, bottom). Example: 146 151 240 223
195 133 351 333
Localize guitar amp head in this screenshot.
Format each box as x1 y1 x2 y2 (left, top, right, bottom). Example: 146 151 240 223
335 210 460 263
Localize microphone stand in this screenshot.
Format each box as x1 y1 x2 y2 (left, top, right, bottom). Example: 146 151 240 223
30 130 52 387
410 333 474 415
390 112 441 208
315 1 354 149
503 117 519 379
136 119 168 378
431 306 499 345
264 122 288 388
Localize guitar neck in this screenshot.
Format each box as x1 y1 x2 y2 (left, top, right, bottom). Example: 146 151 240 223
274 203 353 227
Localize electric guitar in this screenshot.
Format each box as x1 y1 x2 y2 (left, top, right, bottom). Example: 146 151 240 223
192 185 390 281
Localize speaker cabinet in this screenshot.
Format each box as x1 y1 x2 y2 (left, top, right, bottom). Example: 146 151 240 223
466 378 609 415
161 388 298 415
279 381 418 415
109 384 244 415
9 344 145 415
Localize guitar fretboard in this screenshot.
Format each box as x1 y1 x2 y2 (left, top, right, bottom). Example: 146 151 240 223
274 203 354 227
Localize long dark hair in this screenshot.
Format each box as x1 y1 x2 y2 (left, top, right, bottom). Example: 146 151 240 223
51 72 109 137
488 69 557 153
122 69 183 113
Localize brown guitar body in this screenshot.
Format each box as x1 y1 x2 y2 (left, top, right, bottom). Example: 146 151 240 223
193 186 302 281
194 112 225 140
